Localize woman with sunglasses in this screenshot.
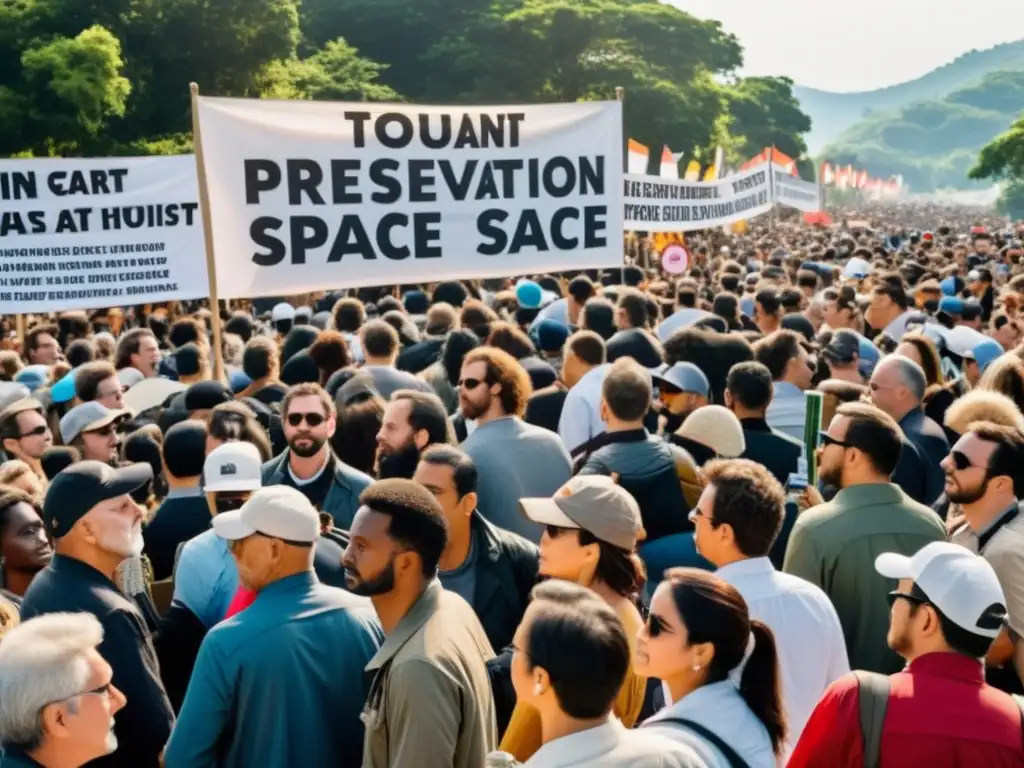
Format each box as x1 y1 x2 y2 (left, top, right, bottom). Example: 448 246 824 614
498 475 649 762
637 568 785 768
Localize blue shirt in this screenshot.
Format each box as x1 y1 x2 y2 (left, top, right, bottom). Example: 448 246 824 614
766 381 808 443
172 529 238 628
164 571 383 768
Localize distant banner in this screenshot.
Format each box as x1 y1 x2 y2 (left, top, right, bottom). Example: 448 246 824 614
623 164 773 232
0 156 207 313
195 98 624 298
771 163 822 213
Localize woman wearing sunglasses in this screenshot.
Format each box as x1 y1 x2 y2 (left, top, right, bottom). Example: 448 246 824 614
499 475 649 762
637 568 785 768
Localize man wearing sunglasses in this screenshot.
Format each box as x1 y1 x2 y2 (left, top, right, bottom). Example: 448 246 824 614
0 397 52 482
59 401 130 465
947 422 1024 694
262 383 371 529
789 543 1022 768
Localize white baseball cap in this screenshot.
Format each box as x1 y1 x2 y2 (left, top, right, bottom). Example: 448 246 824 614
203 441 263 493
212 485 319 544
272 302 296 323
842 257 871 280
875 542 1007 639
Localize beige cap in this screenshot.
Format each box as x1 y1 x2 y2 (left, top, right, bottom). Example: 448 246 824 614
519 475 645 550
676 405 745 458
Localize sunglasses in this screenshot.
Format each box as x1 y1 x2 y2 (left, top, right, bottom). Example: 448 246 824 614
819 431 852 449
287 412 325 428
886 590 930 609
18 425 48 439
950 450 986 473
646 613 674 638
458 378 485 390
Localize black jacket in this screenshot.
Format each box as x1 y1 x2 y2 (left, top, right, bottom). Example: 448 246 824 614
739 418 803 486
899 407 949 506
468 511 539 653
262 450 372 530
143 493 210 581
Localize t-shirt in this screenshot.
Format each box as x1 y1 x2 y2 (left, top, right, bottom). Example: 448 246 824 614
439 536 478 606
279 454 336 511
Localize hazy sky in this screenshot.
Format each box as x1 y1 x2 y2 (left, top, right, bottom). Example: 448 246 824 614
669 0 1024 92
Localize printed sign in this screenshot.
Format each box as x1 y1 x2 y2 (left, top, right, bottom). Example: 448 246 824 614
195 99 624 298
0 156 207 313
771 164 822 213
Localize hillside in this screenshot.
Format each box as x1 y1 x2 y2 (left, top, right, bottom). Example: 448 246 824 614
796 39 1024 152
821 69 1024 192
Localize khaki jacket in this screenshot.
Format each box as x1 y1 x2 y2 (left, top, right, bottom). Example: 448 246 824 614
362 581 497 768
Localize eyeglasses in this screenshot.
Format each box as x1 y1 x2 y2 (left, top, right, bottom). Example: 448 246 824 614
886 590 931 609
950 450 986 473
646 613 674 638
458 378 485 390
687 507 715 525
18 425 48 439
819 432 853 449
287 412 325 427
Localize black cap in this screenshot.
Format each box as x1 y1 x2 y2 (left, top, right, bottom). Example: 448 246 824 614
184 380 232 412
44 461 152 538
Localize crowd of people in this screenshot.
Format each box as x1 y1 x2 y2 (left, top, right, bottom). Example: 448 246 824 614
0 202 1023 766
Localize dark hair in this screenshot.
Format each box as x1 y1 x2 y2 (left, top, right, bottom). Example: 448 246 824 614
223 312 254 342
601 358 651 422
242 336 279 381
755 289 781 317
308 330 351 382
23 324 58 362
617 289 649 329
779 289 803 313
835 402 904 476
122 429 166 501
360 479 449 577
162 420 208 479
459 299 498 340
907 582 996 658
332 298 366 333
702 459 785 557
796 270 819 290
280 325 319 366
753 330 803 381
361 319 400 359
665 568 786 755
463 347 532 417
523 580 630 719
576 528 646 597
333 396 386 475
581 297 616 341
391 390 454 447
713 294 739 324
720 274 740 294
114 328 157 370
664 328 754 405
0 488 40 539
677 287 698 309
65 339 94 368
567 276 597 304
726 361 774 413
425 303 458 336
968 421 1024 498
567 330 606 367
486 321 537 360
40 446 80 480
206 402 272 461
174 343 203 377
441 329 481 387
431 281 469 309
169 318 204 349
74 361 117 402
419 444 478 498
873 273 909 310
382 310 421 348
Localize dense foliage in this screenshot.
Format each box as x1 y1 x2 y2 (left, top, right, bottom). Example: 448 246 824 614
0 0 812 169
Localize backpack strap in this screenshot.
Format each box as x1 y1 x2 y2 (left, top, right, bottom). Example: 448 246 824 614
854 671 890 768
648 717 750 768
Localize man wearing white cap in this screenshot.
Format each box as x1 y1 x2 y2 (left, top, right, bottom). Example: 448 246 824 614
789 542 1023 767
165 485 383 768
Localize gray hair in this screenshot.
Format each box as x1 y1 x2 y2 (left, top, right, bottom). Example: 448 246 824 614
0 613 104 750
889 354 927 402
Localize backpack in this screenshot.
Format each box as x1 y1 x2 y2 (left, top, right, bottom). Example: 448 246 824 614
646 717 750 768
855 670 1024 768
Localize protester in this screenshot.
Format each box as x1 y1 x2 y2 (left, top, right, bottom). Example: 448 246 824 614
0 399 52 480
74 362 126 410
375 389 453 480
557 330 611 453
343 479 496 768
59 402 128 465
358 319 435 399
753 330 814 441
113 329 161 380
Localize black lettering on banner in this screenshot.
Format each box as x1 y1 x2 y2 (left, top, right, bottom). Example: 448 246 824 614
287 160 325 205
244 160 281 204
330 159 361 204
0 171 38 201
290 216 329 263
369 160 401 204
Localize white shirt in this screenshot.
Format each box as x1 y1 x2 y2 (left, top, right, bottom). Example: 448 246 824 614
558 363 611 453
716 557 849 758
524 717 706 768
765 382 807 443
644 680 775 768
530 297 571 331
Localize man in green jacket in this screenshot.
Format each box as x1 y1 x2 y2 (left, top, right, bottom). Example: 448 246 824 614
784 402 946 674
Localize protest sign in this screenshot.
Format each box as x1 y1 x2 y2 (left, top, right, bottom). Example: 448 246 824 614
623 164 773 232
771 163 822 213
193 99 624 298
0 156 207 313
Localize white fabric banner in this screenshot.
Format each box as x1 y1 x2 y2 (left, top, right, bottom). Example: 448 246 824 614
195 98 624 299
771 163 822 213
0 156 206 313
623 163 773 232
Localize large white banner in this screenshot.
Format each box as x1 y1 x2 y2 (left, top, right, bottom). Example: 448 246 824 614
195 98 624 298
0 156 207 313
771 163 822 213
623 163 773 232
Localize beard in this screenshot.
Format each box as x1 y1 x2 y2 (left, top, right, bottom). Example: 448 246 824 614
377 444 421 480
946 475 989 505
662 410 686 434
460 394 489 421
98 522 143 558
345 559 396 597
887 623 913 655
818 460 843 489
288 432 326 458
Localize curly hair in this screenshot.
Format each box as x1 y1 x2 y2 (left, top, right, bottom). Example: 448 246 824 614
463 346 533 417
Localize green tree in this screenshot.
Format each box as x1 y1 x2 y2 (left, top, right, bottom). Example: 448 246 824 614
259 39 401 102
726 76 811 160
971 113 1024 181
997 180 1024 220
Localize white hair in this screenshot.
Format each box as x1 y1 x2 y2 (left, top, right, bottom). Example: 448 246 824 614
0 613 104 750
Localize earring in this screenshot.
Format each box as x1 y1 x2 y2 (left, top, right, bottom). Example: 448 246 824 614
533 682 543 696
691 664 701 672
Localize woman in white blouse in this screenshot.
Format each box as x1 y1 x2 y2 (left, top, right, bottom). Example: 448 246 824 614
635 567 785 768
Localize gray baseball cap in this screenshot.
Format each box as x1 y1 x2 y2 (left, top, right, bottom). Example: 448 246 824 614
59 401 129 444
653 362 709 397
520 476 645 550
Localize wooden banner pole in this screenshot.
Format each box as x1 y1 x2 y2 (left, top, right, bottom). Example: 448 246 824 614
189 82 225 383
15 315 25 349
616 87 627 283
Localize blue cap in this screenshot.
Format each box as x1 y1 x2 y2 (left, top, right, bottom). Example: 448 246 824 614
654 363 709 397
968 339 1004 374
14 364 49 393
938 296 965 315
939 277 957 296
536 319 570 352
228 368 252 394
50 369 77 404
856 335 881 378
515 280 544 310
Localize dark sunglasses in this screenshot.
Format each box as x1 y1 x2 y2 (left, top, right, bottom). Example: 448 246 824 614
287 412 325 428
18 425 48 439
886 590 931 609
458 378 485 390
819 431 852 449
950 450 985 473
647 613 674 638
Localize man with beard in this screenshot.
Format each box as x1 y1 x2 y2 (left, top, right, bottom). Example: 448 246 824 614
342 479 496 768
784 403 945 674
375 390 453 480
262 382 371 529
947 422 1024 693
19 461 174 767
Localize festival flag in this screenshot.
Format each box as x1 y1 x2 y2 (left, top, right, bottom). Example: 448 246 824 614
660 145 679 179
821 163 835 186
769 147 798 176
684 160 701 181
627 139 649 175
703 146 724 181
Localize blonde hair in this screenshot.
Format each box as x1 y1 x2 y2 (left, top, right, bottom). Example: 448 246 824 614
944 390 1024 435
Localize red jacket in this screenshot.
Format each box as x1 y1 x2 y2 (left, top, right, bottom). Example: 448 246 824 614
789 652 1024 768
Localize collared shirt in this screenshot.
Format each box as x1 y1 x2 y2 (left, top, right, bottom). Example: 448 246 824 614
788 652 1024 768
783 483 946 674
0 748 44 767
164 485 203 501
362 581 496 768
172 529 238 628
765 381 807 442
644 680 775 768
717 557 849 756
164 571 382 768
558 364 611 453
524 716 706 767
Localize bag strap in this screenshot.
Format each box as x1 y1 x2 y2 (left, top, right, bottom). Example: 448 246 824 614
650 717 750 768
1013 694 1024 753
854 671 891 768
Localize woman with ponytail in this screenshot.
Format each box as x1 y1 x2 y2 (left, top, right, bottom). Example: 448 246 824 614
636 567 785 767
